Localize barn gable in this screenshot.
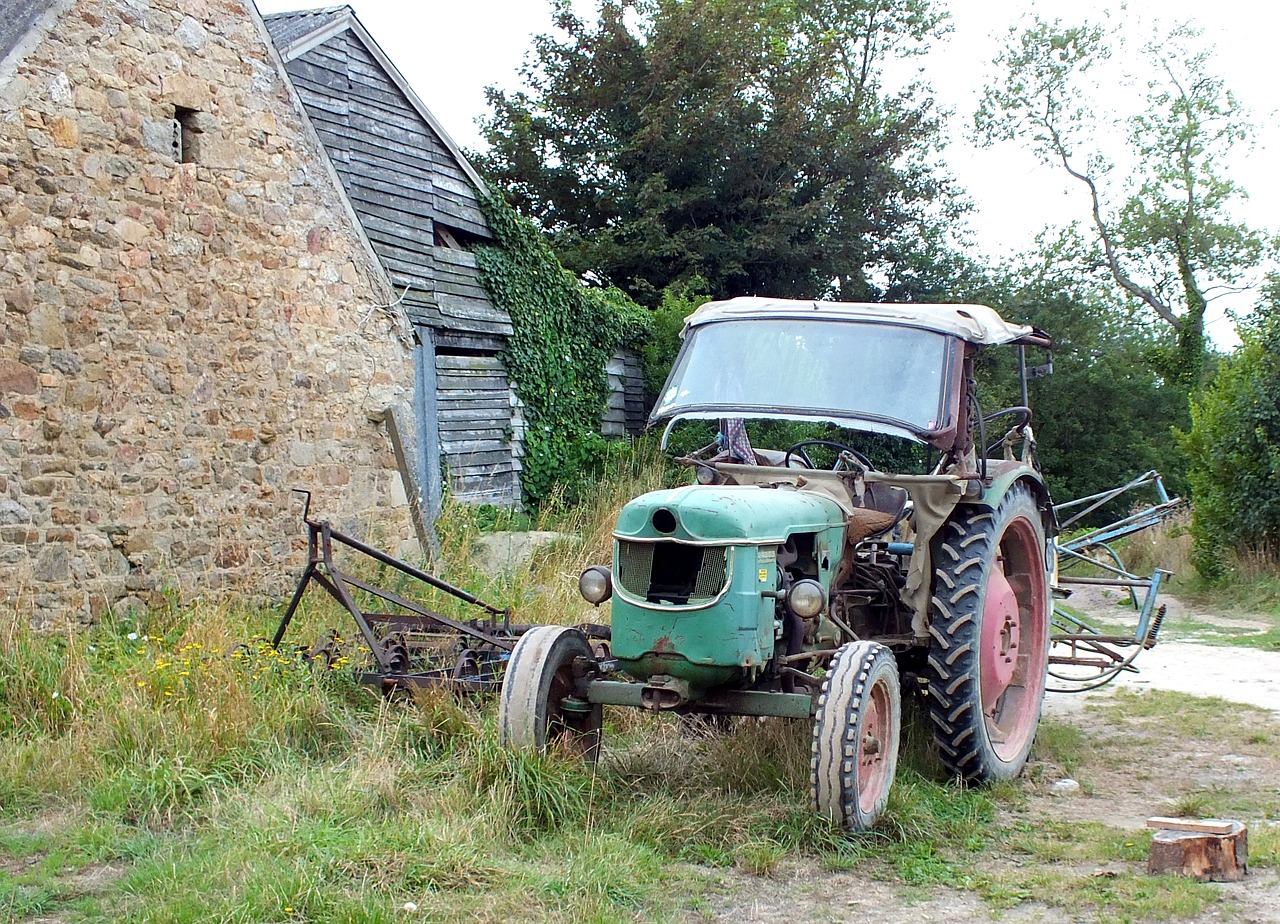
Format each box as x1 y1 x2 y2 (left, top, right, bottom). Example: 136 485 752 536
264 7 522 508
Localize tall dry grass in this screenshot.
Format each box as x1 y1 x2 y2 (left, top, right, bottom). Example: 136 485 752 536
1118 507 1193 583
1115 507 1279 615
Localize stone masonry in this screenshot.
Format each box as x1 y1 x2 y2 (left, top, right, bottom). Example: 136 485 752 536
0 0 418 624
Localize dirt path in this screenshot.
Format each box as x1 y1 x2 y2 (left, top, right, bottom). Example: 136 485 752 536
1045 640 1280 716
1047 586 1280 715
703 594 1280 924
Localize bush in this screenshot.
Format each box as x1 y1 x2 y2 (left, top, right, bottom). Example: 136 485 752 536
1178 286 1280 578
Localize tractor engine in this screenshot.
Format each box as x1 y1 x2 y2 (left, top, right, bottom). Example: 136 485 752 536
598 484 847 696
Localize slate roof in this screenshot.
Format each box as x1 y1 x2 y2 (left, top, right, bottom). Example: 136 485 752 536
258 6 346 49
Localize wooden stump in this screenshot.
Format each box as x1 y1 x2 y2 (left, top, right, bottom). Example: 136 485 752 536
1147 818 1248 882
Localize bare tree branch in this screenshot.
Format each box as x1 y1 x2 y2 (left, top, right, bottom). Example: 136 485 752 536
1043 121 1183 329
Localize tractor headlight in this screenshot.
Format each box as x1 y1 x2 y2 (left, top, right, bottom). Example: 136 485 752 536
578 566 613 605
786 579 826 619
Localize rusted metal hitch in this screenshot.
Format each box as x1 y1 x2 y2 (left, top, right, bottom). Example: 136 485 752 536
271 490 606 694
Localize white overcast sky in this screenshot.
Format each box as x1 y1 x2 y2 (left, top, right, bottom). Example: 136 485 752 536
254 0 1279 341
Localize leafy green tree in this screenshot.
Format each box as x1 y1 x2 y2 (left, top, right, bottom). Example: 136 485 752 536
977 18 1269 386
969 241 1190 516
1177 280 1280 577
478 0 960 306
637 280 708 405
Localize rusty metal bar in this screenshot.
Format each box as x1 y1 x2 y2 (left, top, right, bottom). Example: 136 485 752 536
337 571 514 651
319 521 510 622
268 493 521 692
316 525 390 670
1058 576 1153 588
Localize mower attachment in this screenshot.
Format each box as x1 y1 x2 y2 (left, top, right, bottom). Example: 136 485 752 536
271 490 607 694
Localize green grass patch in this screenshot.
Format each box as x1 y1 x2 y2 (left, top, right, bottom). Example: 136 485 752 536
6 451 1278 923
3 605 1263 923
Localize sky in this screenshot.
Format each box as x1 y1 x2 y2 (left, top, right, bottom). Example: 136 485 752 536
253 0 1280 342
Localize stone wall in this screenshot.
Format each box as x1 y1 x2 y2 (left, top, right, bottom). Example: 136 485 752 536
0 0 418 624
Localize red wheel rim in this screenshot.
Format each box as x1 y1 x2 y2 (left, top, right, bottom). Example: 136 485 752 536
980 517 1048 761
858 676 893 814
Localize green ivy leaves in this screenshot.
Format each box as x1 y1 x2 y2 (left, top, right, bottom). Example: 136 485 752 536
476 192 651 507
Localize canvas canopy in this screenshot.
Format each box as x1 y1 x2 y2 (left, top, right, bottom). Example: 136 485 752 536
684 297 1051 348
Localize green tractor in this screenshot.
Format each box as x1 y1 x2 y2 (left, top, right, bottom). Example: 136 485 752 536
498 297 1057 830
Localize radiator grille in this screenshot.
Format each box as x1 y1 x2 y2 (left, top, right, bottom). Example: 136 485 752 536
616 540 729 605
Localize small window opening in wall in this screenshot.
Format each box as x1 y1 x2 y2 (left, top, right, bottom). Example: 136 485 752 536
174 106 203 164
434 225 462 249
435 346 496 358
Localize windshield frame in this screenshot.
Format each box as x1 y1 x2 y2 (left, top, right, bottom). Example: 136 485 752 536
649 318 964 445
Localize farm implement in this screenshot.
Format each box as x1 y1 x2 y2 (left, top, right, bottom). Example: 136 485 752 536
268 490 609 695
1048 470 1182 692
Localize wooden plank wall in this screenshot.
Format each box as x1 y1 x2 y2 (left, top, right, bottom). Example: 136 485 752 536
436 353 523 505
277 25 525 507
602 348 646 437
283 32 507 338
433 248 511 336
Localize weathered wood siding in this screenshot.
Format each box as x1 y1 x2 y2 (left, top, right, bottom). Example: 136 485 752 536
602 348 646 438
433 247 511 335
436 353 523 504
280 30 509 338
265 12 525 507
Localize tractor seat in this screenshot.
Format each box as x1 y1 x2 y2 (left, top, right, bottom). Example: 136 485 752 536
846 483 908 543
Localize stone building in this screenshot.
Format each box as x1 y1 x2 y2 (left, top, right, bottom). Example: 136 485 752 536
0 0 444 622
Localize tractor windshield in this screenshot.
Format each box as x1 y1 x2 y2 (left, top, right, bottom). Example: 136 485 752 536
652 319 955 439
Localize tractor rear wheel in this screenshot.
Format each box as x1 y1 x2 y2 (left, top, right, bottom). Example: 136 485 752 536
926 483 1051 783
498 626 603 761
812 641 901 831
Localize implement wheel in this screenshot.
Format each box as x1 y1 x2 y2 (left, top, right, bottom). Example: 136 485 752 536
811 641 901 831
927 482 1050 783
498 626 602 761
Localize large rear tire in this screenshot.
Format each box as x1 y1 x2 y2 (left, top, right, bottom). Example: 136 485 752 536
498 626 603 761
812 641 901 831
926 482 1051 783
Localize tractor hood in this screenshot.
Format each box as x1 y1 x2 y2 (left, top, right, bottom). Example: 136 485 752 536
614 484 845 545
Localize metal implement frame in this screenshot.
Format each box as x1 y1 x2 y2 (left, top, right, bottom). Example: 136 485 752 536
1048 471 1183 693
271 490 521 693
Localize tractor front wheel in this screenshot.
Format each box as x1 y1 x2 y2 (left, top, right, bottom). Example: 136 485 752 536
812 641 901 831
927 483 1051 783
498 626 603 761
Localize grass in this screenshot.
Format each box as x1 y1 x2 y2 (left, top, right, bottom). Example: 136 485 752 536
4 444 1279 922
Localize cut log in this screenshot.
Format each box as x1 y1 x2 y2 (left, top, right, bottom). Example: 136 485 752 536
1145 817 1236 835
1147 821 1248 882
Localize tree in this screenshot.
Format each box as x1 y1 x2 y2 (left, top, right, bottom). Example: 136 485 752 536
967 239 1190 517
1177 279 1280 577
976 18 1269 386
478 0 960 305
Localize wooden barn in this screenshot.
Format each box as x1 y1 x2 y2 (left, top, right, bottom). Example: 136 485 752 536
264 6 523 509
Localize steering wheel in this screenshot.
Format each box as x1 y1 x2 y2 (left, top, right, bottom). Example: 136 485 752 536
982 407 1033 457
782 439 874 472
